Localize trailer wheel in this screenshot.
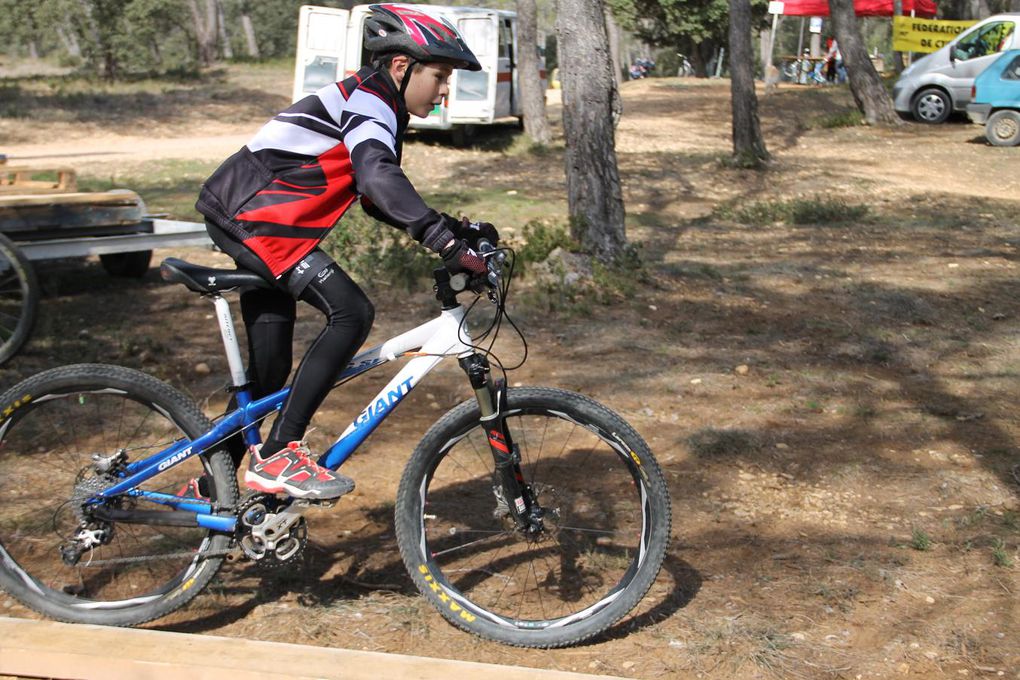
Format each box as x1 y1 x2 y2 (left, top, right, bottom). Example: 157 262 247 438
100 250 152 278
451 124 477 147
0 232 39 365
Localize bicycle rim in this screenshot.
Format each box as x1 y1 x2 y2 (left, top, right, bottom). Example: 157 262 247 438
0 233 37 364
0 382 220 610
416 406 653 630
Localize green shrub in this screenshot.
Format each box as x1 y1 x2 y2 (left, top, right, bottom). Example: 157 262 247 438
716 195 869 226
321 210 437 290
910 528 933 551
816 110 865 128
517 220 578 265
992 538 1013 568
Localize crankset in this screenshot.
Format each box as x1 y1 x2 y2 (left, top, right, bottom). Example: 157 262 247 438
233 493 311 570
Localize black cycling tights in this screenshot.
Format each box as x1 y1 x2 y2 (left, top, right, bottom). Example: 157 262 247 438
240 262 374 460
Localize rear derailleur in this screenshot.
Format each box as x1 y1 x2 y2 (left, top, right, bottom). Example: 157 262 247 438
58 452 128 566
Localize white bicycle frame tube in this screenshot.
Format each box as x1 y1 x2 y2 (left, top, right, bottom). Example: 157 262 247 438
214 295 248 387
213 293 478 470
318 304 475 468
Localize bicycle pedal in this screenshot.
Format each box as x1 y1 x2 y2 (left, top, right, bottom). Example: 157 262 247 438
296 498 337 509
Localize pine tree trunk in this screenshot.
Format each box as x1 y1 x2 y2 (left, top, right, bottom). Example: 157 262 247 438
516 0 551 145
556 0 627 263
828 0 902 125
730 0 770 165
241 12 260 59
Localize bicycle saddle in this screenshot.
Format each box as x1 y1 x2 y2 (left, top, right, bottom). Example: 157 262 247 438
160 257 272 294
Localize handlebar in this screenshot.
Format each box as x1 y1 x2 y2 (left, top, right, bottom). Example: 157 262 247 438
476 239 506 291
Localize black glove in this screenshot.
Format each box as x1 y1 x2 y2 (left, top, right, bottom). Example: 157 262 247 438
452 217 499 249
441 239 488 277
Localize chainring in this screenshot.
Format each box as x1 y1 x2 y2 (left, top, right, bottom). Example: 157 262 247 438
234 493 307 570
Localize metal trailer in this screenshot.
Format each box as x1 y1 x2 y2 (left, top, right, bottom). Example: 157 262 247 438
0 161 209 364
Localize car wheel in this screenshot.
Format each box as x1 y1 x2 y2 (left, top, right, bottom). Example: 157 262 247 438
912 88 951 124
985 110 1020 147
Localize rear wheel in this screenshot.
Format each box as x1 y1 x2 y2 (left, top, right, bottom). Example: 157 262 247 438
395 387 671 647
0 364 237 626
985 109 1020 146
0 232 38 365
912 88 951 124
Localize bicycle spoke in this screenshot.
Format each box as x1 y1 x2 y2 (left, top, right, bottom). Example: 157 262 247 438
430 530 509 558
0 374 228 611
417 402 654 631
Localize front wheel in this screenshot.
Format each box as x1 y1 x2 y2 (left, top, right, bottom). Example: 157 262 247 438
912 88 951 124
395 387 671 647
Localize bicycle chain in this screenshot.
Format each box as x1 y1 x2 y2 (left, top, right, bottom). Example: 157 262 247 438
71 548 234 567
65 494 316 568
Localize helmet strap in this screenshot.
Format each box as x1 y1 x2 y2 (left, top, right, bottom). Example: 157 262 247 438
398 57 418 98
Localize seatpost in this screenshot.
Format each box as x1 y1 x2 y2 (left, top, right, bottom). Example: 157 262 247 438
210 294 248 388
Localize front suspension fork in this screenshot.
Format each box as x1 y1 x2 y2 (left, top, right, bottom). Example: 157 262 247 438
459 354 543 535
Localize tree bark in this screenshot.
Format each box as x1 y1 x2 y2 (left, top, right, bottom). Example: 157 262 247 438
516 0 552 145
240 10 260 59
57 25 82 58
556 0 627 263
189 0 218 65
685 38 708 77
729 0 770 165
216 0 233 60
605 5 622 86
892 0 905 73
969 0 992 19
828 0 902 125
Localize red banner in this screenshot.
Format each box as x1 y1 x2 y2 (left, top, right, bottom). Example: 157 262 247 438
777 0 937 17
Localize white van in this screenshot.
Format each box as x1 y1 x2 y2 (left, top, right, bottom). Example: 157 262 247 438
293 4 545 142
893 13 1019 123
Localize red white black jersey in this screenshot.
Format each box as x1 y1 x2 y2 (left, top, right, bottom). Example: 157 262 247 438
197 65 457 278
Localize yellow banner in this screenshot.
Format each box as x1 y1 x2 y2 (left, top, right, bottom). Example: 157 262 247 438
893 16 977 53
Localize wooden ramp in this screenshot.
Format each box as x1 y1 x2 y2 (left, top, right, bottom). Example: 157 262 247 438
0 617 622 680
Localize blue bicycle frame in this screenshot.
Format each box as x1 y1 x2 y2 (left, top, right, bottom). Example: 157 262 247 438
93 292 475 534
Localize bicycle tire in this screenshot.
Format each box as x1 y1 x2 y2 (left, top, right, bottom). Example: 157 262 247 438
0 232 38 365
395 387 671 647
0 363 238 626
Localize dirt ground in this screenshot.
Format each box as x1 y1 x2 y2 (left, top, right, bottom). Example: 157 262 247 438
2 72 1020 679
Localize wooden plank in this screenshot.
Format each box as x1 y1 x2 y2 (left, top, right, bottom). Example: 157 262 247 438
0 166 77 193
0 191 147 240
0 617 621 680
0 191 140 208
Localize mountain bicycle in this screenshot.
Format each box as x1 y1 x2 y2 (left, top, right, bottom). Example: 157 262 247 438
0 244 671 648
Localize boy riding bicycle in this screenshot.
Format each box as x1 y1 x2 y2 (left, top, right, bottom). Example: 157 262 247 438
196 4 497 500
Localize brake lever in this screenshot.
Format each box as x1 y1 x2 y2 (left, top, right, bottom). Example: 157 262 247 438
476 239 504 291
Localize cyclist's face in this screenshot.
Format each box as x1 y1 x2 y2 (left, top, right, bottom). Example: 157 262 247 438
404 63 453 118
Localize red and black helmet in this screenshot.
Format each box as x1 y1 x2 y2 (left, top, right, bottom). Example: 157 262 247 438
364 4 482 72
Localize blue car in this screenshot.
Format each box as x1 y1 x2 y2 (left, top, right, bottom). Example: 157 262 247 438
967 48 1020 146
